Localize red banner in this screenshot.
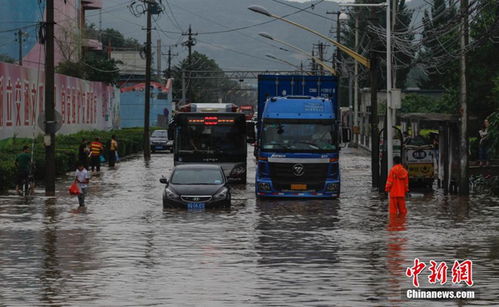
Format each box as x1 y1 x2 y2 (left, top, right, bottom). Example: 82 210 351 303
0 62 118 139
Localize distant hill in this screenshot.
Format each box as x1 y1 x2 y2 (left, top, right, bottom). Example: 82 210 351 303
94 0 428 72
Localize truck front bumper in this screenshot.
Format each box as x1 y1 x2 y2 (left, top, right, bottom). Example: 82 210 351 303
255 178 340 198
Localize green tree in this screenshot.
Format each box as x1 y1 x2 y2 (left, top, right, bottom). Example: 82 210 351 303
85 24 142 50
393 0 415 89
341 0 415 90
56 52 121 84
401 93 458 114
0 54 15 63
466 0 499 120
171 51 238 104
417 0 459 89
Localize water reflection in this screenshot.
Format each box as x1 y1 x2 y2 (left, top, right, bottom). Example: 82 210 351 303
254 200 340 305
39 198 61 306
0 149 498 305
386 214 407 306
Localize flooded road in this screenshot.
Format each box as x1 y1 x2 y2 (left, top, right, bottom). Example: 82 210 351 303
0 147 498 306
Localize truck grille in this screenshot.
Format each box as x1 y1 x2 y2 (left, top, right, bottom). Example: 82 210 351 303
269 162 330 191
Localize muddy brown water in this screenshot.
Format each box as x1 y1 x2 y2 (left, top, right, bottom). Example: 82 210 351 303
0 147 497 306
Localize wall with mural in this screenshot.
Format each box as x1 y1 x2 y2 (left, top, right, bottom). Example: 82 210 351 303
0 62 119 139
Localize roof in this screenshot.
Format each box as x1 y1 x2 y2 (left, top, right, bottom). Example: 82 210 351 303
399 113 459 122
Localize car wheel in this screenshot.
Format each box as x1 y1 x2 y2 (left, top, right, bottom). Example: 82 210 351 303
239 177 247 184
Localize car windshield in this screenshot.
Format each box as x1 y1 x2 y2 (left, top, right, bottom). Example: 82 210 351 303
261 120 338 152
171 168 224 185
152 130 167 137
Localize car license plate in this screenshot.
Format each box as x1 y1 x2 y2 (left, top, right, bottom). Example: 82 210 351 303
291 184 307 190
187 202 205 209
155 145 163 149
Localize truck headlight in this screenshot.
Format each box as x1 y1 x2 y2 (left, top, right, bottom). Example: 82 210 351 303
326 183 339 192
165 187 179 199
258 182 271 191
213 187 229 200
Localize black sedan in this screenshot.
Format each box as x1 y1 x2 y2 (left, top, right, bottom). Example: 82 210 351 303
160 164 231 209
150 129 173 153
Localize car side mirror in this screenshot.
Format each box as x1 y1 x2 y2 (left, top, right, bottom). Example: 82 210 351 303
159 176 168 184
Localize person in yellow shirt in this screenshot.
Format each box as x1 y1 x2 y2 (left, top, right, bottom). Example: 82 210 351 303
108 135 118 167
90 137 104 172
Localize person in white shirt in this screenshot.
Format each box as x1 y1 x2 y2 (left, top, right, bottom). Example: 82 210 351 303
75 162 90 207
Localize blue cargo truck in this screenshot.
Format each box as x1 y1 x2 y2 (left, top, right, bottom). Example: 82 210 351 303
255 74 344 198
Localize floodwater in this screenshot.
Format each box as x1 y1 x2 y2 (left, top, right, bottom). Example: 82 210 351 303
0 147 498 306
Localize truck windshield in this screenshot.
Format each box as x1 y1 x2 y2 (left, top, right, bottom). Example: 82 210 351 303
261 120 338 152
178 125 245 155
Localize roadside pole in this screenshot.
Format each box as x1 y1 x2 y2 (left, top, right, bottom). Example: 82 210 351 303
459 0 469 195
143 0 152 160
45 0 56 196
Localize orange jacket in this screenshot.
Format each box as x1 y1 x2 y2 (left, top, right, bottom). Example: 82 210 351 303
385 164 409 197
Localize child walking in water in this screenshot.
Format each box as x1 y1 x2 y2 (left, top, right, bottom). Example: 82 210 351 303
75 162 90 208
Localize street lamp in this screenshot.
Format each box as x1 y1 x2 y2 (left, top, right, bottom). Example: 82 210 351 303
340 1 394 171
249 5 370 68
259 32 337 75
265 53 304 72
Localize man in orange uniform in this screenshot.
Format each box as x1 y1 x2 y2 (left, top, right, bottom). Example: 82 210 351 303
385 156 409 216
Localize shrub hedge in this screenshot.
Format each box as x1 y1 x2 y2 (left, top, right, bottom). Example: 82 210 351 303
0 128 146 192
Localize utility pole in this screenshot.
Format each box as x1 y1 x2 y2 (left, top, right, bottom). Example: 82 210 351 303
164 46 178 78
327 11 343 107
316 42 325 75
15 30 27 65
353 15 359 145
182 25 197 101
367 7 380 189
459 0 469 195
183 25 197 67
370 56 380 189
181 70 186 104
156 39 161 79
143 0 153 160
45 0 56 196
311 49 317 74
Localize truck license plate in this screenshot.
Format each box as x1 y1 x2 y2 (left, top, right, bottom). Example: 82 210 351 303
291 184 307 190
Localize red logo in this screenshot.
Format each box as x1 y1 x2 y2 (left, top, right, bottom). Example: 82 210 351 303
406 259 474 287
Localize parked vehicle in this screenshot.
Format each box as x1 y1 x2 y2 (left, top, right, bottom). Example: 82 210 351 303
150 130 173 153
239 105 254 120
169 103 248 183
255 74 347 198
404 135 436 188
160 164 231 209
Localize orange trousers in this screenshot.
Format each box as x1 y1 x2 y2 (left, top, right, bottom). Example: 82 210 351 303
389 197 407 216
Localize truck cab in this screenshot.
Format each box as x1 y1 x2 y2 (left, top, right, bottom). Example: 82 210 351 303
255 96 341 197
